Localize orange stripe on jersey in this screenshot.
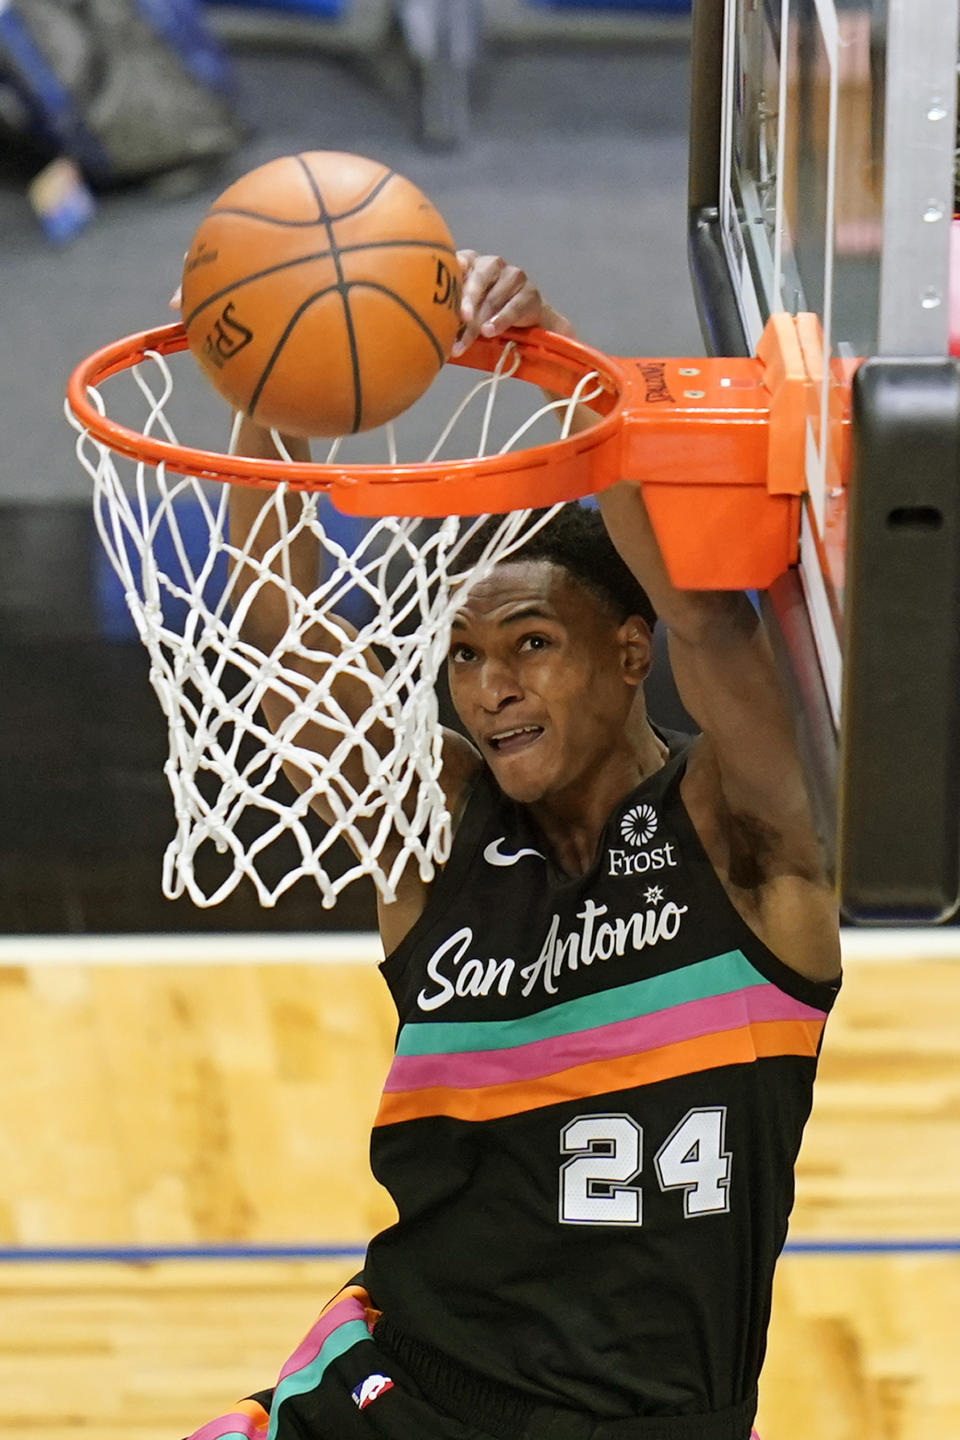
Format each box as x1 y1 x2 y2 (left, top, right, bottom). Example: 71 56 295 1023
375 1017 824 1127
317 1281 381 1330
231 1400 269 1430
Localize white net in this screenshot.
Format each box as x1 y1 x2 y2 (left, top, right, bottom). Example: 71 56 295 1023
67 340 603 908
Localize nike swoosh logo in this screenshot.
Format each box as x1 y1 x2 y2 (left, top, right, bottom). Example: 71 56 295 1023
483 837 545 867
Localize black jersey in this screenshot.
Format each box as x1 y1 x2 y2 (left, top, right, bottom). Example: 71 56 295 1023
363 737 839 1421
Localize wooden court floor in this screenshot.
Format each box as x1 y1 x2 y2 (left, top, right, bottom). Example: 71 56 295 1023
0 932 958 1440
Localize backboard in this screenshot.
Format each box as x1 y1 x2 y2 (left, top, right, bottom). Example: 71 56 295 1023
688 0 960 921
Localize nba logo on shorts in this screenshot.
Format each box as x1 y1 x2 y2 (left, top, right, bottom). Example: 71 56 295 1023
351 1373 394 1410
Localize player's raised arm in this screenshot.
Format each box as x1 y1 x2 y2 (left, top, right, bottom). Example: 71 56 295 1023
597 479 839 980
456 251 838 978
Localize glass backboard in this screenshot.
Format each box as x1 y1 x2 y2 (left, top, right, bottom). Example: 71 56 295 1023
689 0 960 921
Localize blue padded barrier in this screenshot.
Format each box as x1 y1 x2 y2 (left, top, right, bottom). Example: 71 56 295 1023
206 0 345 14
530 1 690 11
94 496 377 641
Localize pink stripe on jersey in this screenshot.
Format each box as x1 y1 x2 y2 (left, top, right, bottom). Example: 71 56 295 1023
189 1414 266 1440
383 986 824 1094
277 1295 367 1382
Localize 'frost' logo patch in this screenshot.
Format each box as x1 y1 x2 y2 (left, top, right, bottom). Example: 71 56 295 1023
608 806 679 880
352 1374 394 1410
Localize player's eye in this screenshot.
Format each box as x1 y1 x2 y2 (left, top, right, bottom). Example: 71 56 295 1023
449 642 476 664
519 634 549 653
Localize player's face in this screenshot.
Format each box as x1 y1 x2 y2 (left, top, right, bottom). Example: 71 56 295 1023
447 560 647 805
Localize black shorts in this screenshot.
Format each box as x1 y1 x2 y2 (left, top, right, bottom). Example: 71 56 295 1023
186 1284 760 1440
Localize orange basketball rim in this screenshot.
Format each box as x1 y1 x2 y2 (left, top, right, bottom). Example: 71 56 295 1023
66 312 833 592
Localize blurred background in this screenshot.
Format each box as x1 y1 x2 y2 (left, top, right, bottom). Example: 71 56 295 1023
0 0 703 934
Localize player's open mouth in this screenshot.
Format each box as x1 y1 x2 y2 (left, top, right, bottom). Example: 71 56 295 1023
488 725 544 755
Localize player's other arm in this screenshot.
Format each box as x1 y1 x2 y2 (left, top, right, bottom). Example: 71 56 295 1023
597 481 839 981
227 418 389 822
227 419 480 842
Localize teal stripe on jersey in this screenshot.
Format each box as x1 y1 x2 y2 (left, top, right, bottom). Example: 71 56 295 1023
267 1319 370 1440
397 949 766 1057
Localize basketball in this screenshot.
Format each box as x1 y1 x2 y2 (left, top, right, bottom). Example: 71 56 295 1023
180 151 462 437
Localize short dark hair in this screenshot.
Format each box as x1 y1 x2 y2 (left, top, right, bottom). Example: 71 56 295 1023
457 503 657 631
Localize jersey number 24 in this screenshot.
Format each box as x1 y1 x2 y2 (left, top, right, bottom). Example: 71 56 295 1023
559 1109 731 1225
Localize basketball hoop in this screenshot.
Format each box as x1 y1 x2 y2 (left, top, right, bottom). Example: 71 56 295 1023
65 316 812 908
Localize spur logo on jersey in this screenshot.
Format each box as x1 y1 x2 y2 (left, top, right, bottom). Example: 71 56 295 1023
417 895 689 1011
351 1374 394 1410
620 804 658 846
608 805 679 878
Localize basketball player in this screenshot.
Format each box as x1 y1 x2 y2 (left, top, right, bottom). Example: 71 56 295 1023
188 253 841 1440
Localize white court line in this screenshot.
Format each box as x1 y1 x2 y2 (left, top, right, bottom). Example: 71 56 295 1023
0 930 955 966
838 928 960 961
0 932 385 966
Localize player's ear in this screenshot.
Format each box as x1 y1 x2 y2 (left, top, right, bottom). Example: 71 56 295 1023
618 616 654 687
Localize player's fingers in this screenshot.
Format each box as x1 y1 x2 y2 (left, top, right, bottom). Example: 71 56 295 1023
478 273 545 337
169 252 187 312
451 249 485 356
474 264 532 329
454 254 511 352
453 256 538 355
456 248 478 317
458 250 497 322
